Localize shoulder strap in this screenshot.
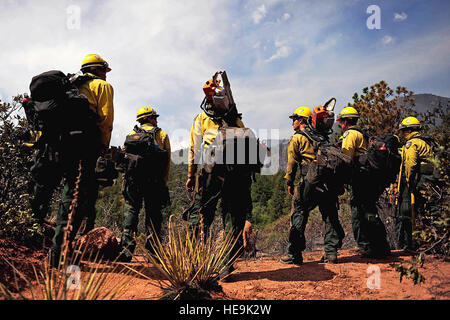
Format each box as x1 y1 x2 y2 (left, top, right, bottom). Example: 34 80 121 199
69 72 101 86
295 128 325 151
348 126 363 134
133 125 160 134
152 126 161 134
133 125 144 134
410 135 436 148
347 126 369 141
294 130 311 143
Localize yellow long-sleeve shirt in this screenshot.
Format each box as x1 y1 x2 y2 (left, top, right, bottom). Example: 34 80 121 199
400 131 433 185
341 127 367 160
77 73 114 152
128 123 171 182
188 111 245 177
284 130 316 186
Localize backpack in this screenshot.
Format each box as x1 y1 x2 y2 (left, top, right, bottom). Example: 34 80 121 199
123 126 168 179
358 133 402 187
25 70 99 155
95 154 118 187
296 128 353 188
203 127 266 175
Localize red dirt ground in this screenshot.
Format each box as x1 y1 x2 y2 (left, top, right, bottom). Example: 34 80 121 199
1 238 449 300
114 250 449 300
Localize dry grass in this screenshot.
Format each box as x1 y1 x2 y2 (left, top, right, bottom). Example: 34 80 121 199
0 242 133 300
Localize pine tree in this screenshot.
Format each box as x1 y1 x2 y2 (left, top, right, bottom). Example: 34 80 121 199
348 80 415 135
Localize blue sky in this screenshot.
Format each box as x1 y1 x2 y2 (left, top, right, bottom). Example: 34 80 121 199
0 0 449 150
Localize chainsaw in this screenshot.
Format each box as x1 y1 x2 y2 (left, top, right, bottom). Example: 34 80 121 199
309 97 336 134
201 70 240 121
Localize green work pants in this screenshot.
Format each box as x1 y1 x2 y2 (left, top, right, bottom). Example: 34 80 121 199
118 177 168 260
350 173 391 257
287 180 345 260
186 166 253 264
395 173 438 250
51 155 99 259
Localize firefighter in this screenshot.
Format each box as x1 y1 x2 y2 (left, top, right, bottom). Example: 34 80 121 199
337 107 390 258
280 106 345 265
184 75 253 277
337 107 369 253
117 107 171 262
396 116 435 252
50 54 114 266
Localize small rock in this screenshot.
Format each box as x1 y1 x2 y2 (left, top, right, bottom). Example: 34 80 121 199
75 227 119 261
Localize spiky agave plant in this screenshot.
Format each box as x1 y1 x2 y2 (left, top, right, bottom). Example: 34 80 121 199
0 241 133 300
193 227 241 288
133 215 241 299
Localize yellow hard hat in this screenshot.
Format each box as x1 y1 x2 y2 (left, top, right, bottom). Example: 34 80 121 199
81 54 111 72
399 116 421 130
136 106 159 121
337 107 359 121
289 106 312 119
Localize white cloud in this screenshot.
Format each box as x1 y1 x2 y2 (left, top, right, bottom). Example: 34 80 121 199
266 45 291 62
252 4 267 24
234 26 450 139
382 35 395 45
0 0 449 149
394 12 408 22
265 39 292 62
0 0 231 149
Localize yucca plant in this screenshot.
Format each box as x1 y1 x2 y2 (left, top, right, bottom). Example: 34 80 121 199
132 215 241 299
0 241 133 300
193 227 240 288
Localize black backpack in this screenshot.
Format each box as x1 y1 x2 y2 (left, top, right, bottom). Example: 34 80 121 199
25 70 99 154
123 126 168 179
358 133 402 187
203 127 266 176
296 128 353 188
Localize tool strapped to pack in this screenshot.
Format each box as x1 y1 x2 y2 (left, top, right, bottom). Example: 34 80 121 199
200 70 242 123
123 125 168 180
202 126 266 176
295 127 353 188
200 98 242 123
24 70 100 159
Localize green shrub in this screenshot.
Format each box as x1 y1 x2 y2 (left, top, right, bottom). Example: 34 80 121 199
0 95 43 242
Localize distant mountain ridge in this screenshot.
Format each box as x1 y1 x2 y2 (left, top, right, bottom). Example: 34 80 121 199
407 93 450 114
